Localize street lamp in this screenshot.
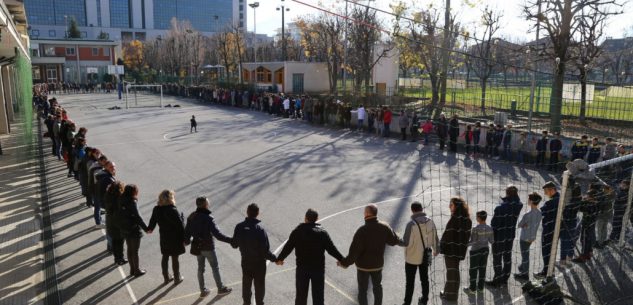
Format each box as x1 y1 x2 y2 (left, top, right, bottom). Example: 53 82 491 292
249 2 260 62
276 0 290 62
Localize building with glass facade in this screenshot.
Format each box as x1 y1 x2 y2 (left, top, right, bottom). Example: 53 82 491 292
24 0 243 41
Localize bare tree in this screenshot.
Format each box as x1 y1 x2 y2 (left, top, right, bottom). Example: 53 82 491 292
523 0 622 132
569 7 606 122
467 7 502 114
347 5 393 94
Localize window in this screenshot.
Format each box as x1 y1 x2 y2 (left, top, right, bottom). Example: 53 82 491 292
110 0 131 28
239 5 243 11
240 13 243 19
92 48 99 56
46 66 58 82
45 47 56 56
153 0 232 32
49 30 56 37
104 48 110 56
256 67 272 83
32 67 41 80
66 47 76 56
31 49 40 57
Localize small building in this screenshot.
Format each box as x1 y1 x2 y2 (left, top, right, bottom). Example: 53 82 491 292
30 38 119 84
241 62 329 94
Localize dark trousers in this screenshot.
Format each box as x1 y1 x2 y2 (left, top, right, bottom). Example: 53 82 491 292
403 263 429 305
518 240 531 275
439 137 446 150
126 237 142 274
549 152 560 170
492 240 513 283
295 267 325 305
443 257 460 301
242 262 266 305
401 128 407 140
485 144 494 157
111 235 125 262
541 230 553 273
161 255 180 278
357 269 382 305
580 223 596 256
449 136 457 152
469 248 489 290
536 151 546 165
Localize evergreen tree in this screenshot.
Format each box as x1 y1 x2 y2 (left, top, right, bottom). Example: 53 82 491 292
68 17 81 39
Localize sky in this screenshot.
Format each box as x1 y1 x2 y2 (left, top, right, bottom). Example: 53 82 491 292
246 0 633 42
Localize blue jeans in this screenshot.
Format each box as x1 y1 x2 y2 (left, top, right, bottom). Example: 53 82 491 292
93 197 102 225
503 145 512 161
383 123 390 137
54 137 62 159
424 133 429 145
357 119 364 131
518 240 532 275
197 250 224 291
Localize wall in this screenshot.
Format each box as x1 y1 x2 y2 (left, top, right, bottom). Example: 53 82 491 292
283 62 329 94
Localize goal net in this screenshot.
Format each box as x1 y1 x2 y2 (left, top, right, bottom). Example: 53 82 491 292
415 147 633 305
125 84 163 108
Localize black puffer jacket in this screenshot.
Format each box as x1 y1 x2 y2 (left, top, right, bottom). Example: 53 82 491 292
440 215 472 260
118 196 148 239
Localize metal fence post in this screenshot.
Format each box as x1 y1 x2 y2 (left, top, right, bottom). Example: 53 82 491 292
547 170 571 278
618 170 633 248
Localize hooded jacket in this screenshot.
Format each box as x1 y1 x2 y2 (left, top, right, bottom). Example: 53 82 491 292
399 212 439 265
184 208 232 252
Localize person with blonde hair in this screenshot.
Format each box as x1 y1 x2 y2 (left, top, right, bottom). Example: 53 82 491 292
148 190 186 284
439 197 472 301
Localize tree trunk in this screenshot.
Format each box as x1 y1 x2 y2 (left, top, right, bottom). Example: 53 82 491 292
579 69 587 122
550 62 565 133
430 75 439 110
465 65 470 89
480 78 487 115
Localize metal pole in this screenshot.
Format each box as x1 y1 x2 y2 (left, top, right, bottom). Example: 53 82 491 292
343 0 348 95
160 85 163 108
547 170 571 278
282 5 286 62
618 169 633 248
125 81 129 109
527 0 541 135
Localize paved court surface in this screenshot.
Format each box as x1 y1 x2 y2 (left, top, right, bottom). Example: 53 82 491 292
35 93 632 305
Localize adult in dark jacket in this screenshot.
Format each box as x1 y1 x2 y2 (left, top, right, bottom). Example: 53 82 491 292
487 186 523 286
535 182 560 278
439 197 472 301
148 190 187 285
340 204 400 305
535 131 549 166
185 197 233 297
96 161 116 227
448 115 460 152
276 209 344 305
231 203 276 305
549 133 563 171
104 180 126 265
609 179 630 242
436 114 448 150
118 184 149 277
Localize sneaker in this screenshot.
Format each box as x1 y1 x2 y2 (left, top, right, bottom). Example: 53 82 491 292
217 286 232 296
200 288 210 298
174 275 184 285
463 287 476 295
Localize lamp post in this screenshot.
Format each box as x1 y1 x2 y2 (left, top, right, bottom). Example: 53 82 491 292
276 0 290 62
249 2 260 62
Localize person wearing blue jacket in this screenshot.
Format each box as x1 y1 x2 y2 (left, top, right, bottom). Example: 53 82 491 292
486 186 523 287
231 203 277 305
535 182 560 278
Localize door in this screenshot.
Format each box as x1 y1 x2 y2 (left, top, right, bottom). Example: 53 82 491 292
46 65 58 82
292 73 304 93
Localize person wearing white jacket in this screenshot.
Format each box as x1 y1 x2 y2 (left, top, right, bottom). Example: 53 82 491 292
399 202 439 305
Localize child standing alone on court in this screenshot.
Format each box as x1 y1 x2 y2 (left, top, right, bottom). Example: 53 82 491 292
514 192 543 280
190 115 197 133
465 211 493 294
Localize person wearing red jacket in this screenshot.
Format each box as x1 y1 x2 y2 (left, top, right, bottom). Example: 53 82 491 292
383 107 392 138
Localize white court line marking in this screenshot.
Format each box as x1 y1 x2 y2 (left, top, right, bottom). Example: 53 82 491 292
101 228 139 305
325 279 358 304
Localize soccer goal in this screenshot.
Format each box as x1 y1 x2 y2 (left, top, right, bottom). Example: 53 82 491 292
125 84 163 108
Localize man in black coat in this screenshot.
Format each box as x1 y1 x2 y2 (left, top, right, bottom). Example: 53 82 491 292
231 203 277 305
486 186 523 287
276 209 344 305
185 197 233 298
